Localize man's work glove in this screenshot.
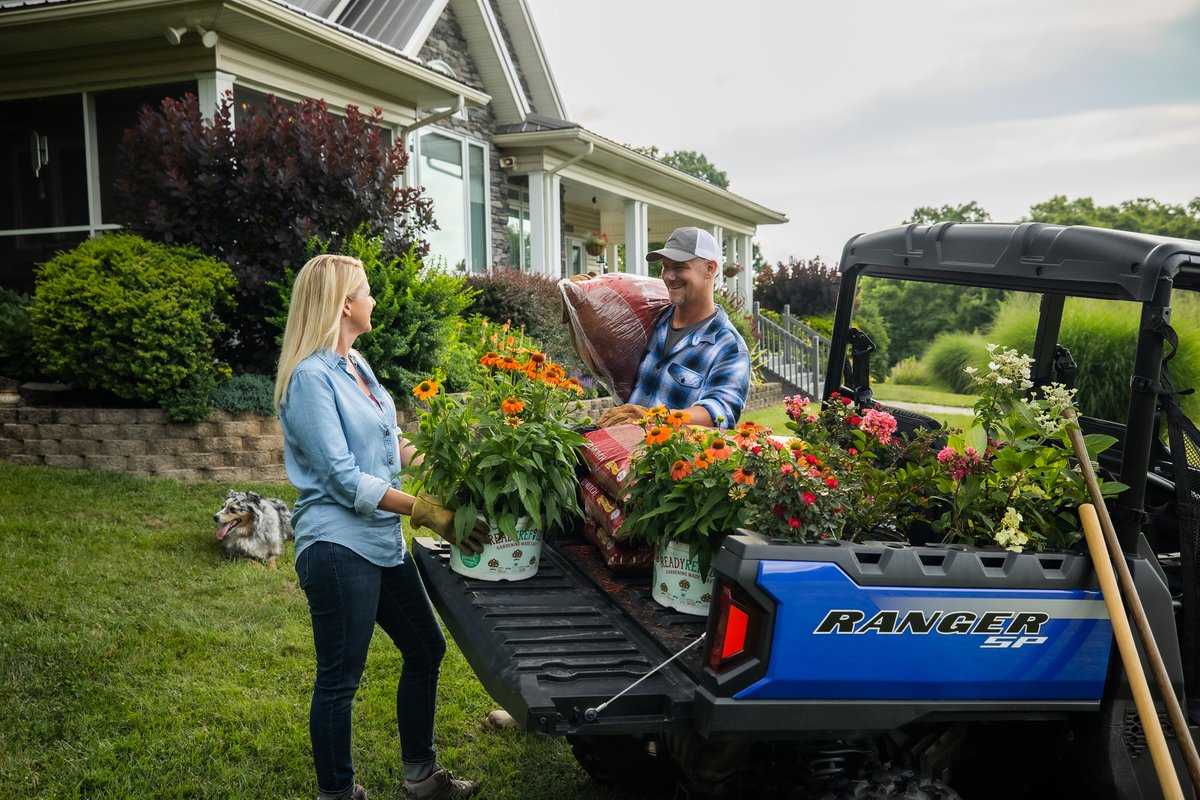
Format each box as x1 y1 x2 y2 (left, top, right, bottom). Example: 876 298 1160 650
410 493 491 554
596 403 648 428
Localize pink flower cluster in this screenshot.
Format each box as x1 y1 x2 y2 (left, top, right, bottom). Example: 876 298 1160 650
937 445 982 482
859 409 897 445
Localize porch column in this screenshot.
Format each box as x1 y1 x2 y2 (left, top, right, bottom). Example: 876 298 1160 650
529 170 562 277
740 233 755 304
624 200 649 275
711 225 725 273
196 71 236 123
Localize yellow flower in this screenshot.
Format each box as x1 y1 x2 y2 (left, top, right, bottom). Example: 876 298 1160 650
412 379 439 400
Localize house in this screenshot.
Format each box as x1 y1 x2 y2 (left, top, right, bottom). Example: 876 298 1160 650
0 0 786 302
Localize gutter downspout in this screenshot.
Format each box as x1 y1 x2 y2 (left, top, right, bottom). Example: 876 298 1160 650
548 141 593 175
401 95 466 138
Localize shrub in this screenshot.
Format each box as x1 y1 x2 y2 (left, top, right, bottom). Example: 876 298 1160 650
0 288 32 382
988 294 1200 422
275 229 476 404
466 268 591 386
888 356 928 385
30 232 235 421
752 257 839 318
924 332 991 394
211 374 275 417
115 93 433 373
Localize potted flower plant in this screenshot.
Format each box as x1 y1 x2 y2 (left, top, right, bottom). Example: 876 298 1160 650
407 327 588 580
722 261 744 279
620 408 761 613
583 231 609 257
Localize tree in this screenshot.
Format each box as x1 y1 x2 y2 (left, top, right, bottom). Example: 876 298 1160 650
753 257 840 318
1027 195 1200 239
115 93 434 372
905 201 992 224
630 145 729 189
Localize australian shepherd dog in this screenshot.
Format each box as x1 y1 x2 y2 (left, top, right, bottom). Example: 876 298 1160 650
213 490 294 568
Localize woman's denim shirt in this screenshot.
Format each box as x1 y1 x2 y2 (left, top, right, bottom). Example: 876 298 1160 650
279 349 405 566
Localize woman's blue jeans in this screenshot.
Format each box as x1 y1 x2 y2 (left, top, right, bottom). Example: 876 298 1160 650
296 541 447 795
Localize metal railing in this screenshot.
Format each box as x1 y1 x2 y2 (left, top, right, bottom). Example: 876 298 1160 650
752 303 830 398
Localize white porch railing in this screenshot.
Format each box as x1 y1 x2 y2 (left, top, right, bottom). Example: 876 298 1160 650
752 303 830 399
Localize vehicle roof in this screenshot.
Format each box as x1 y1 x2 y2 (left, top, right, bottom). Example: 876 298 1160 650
839 222 1200 302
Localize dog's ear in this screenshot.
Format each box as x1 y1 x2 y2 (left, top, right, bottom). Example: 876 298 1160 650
246 491 261 501
226 489 238 499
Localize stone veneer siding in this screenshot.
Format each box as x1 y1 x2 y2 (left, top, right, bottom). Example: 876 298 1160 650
0 384 782 483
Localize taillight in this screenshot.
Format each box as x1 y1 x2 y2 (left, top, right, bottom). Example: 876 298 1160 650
708 583 754 671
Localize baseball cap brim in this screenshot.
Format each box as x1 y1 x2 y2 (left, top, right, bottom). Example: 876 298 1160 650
646 246 704 263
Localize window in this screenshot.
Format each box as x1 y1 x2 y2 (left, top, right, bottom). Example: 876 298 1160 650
506 181 531 270
415 129 488 272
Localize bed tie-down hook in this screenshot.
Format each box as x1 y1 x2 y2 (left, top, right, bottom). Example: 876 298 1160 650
583 633 706 722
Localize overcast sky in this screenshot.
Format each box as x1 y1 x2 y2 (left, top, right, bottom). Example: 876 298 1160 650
523 0 1200 265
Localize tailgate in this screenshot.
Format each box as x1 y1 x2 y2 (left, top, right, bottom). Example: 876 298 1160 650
413 536 705 736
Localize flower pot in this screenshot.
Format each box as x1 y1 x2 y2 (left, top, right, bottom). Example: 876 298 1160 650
448 516 542 582
722 266 740 278
584 242 605 257
651 540 714 616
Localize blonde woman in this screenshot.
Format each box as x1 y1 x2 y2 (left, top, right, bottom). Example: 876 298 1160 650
276 254 483 800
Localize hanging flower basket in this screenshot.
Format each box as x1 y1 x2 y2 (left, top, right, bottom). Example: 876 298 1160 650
584 231 609 257
723 262 743 278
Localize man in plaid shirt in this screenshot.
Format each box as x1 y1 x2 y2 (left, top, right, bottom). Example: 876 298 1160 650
599 227 750 429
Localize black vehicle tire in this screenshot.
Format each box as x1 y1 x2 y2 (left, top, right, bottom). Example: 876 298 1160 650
813 765 962 800
567 734 679 788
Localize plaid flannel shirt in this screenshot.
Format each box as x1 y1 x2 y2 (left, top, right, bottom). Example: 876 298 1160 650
626 305 750 427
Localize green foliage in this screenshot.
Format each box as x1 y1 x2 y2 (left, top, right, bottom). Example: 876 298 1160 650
988 294 1200 423
0 462 649 800
210 373 275 416
924 332 991 394
629 145 729 188
314 230 475 403
887 356 928 385
466 268 592 387
115 93 433 373
1027 195 1200 239
0 288 32 381
752 256 839 318
30 232 235 421
905 201 992 224
856 277 1006 368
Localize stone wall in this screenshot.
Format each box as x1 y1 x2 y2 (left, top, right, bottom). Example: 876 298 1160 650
0 383 782 483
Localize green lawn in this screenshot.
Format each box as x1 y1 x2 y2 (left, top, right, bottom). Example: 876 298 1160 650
0 463 662 800
745 382 977 434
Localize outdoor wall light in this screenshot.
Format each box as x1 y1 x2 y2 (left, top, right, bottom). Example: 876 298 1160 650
195 26 219 48
164 26 187 45
163 25 218 47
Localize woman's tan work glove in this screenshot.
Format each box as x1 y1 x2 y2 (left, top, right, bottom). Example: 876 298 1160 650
596 403 648 428
410 492 491 554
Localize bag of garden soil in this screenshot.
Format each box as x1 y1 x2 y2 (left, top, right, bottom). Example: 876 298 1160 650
579 423 644 499
581 519 654 576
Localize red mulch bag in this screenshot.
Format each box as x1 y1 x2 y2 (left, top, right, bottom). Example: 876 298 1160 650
578 423 644 499
559 274 670 402
579 475 629 540
581 519 654 576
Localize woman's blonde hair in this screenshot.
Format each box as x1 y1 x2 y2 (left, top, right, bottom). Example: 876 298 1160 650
274 254 368 410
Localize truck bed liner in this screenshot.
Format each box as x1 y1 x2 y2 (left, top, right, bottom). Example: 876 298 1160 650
413 535 706 736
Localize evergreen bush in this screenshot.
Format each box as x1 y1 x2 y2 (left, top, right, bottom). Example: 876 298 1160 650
30 232 235 421
210 374 275 417
0 288 32 382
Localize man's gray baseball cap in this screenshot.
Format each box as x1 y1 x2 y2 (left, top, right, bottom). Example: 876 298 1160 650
646 227 720 263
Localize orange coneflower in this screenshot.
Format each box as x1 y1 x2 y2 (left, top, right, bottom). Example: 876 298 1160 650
561 377 584 396
412 379 439 400
498 355 521 371
705 438 734 460
544 364 565 380
693 454 712 470
732 422 760 448
670 459 692 480
645 426 670 446
529 352 546 366
480 351 499 367
732 468 755 486
501 396 525 415
667 410 690 429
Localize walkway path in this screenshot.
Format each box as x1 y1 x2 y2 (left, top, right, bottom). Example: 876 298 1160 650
878 399 975 418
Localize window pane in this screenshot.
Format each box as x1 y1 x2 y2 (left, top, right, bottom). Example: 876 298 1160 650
0 95 87 230
94 82 195 225
419 131 466 271
468 143 486 271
